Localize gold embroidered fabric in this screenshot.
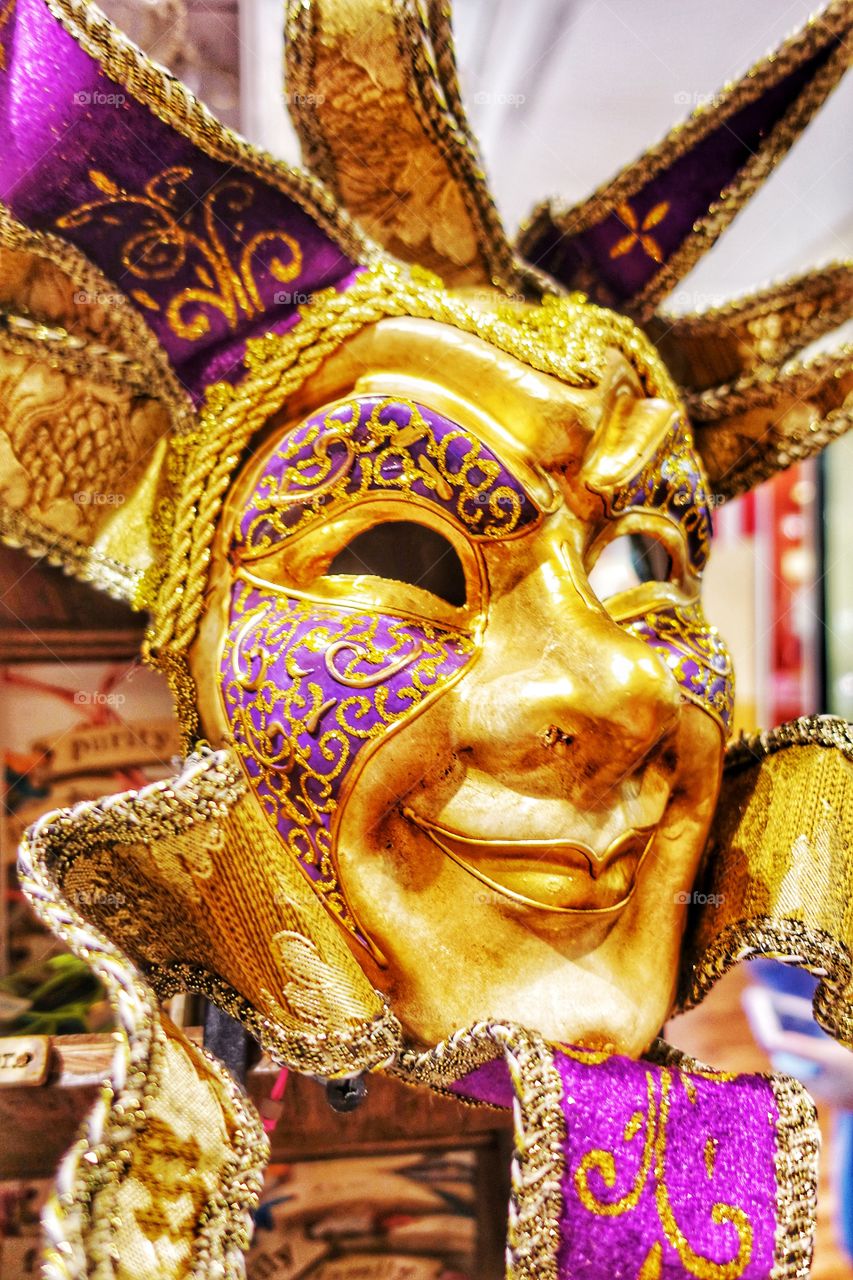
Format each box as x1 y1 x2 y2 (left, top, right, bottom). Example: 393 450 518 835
18 784 268 1280
679 716 853 1044
284 0 518 288
37 747 400 1076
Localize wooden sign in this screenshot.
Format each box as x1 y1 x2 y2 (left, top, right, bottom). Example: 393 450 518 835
0 1034 50 1086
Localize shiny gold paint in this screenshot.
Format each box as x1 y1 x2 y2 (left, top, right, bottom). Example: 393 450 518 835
191 316 725 1055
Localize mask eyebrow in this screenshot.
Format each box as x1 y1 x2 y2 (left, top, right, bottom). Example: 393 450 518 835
580 396 682 499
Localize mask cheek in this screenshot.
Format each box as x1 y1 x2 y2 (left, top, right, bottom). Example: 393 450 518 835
218 577 475 950
624 602 734 738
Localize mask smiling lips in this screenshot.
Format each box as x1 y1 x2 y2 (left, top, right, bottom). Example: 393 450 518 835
195 314 733 1054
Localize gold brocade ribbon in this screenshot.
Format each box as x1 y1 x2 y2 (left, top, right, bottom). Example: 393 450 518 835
678 715 853 1043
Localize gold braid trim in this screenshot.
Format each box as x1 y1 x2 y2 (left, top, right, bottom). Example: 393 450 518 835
649 1041 819 1280
0 310 165 395
42 0 378 271
693 345 853 500
0 505 141 600
677 715 853 1046
649 263 853 393
284 0 518 289
147 260 680 657
18 782 267 1280
393 1022 565 1280
517 2 851 318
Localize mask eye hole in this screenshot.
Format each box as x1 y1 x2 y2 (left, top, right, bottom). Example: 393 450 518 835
326 520 468 608
588 532 672 601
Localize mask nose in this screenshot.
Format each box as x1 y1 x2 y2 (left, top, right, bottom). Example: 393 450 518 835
454 544 681 799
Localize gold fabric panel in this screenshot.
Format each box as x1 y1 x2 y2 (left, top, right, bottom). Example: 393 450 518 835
678 717 853 1044
18 772 267 1280
0 322 173 598
284 0 516 287
53 749 400 1076
692 357 853 501
648 264 853 395
106 1020 260 1280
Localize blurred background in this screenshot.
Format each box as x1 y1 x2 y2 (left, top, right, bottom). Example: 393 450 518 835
1 1 851 1275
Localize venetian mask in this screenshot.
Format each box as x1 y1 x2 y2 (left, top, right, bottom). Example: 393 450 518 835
2 0 851 1274
189 311 731 1054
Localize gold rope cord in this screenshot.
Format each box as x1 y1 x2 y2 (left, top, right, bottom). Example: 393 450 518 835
147 261 681 659
394 1022 566 1280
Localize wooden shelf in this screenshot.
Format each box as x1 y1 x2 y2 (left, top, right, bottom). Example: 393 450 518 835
0 1029 510 1180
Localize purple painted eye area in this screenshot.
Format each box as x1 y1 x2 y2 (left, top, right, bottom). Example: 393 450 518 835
236 395 541 560
219 579 476 946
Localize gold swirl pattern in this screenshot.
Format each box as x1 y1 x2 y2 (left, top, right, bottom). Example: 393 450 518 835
235 395 540 558
56 166 303 341
611 418 713 575
574 1067 754 1279
626 603 734 737
219 575 474 947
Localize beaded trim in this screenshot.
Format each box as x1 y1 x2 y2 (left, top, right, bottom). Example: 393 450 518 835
0 503 141 601
25 746 403 1079
0 310 164 395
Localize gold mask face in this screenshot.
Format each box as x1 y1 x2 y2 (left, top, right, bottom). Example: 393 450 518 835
192 315 731 1056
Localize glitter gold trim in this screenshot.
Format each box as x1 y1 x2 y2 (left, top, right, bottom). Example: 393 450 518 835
517 2 851 319
678 715 853 1046
649 263 853 394
0 202 192 432
393 1022 565 1280
30 746 402 1078
148 260 680 657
